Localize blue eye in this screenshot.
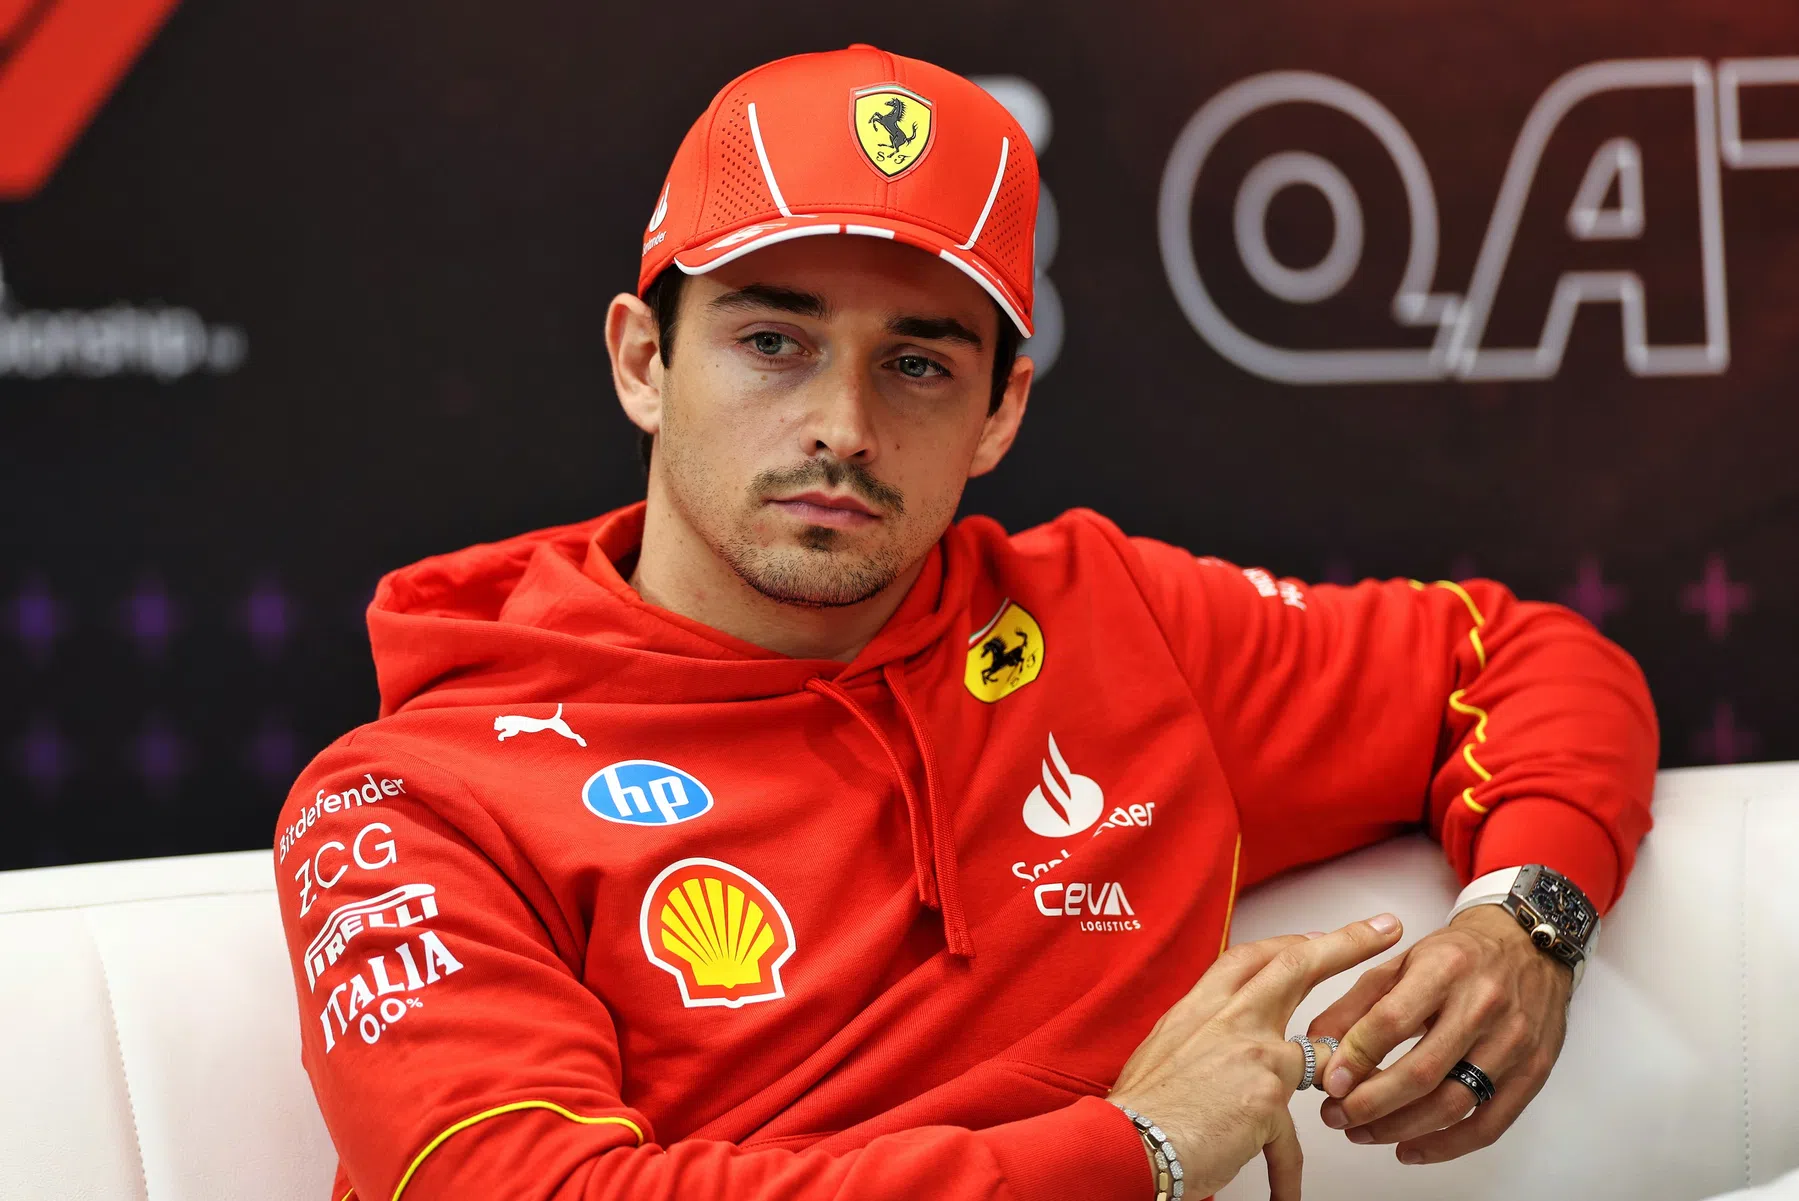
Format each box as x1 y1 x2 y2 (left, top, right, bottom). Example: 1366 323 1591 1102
747 331 792 355
893 355 947 379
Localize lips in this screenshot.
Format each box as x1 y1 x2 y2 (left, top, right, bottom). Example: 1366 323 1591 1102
773 491 879 517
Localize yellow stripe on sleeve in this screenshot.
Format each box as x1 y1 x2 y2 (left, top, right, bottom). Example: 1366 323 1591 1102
393 1102 645 1201
1218 833 1243 954
1432 579 1487 626
1447 689 1494 815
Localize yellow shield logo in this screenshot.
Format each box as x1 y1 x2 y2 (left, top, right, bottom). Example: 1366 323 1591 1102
852 85 935 179
964 599 1044 702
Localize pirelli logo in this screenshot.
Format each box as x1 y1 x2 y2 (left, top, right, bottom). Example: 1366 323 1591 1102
304 883 439 990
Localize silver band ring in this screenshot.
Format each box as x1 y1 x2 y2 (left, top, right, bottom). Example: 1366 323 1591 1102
1287 1035 1317 1091
1447 1059 1497 1106
1309 1035 1339 1090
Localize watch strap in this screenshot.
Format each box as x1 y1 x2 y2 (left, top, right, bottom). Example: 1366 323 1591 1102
1448 866 1526 922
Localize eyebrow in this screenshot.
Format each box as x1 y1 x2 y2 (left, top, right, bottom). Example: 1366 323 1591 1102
887 314 984 350
707 283 985 351
707 283 829 318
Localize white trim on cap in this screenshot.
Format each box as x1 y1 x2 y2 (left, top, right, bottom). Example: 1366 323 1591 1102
956 136 1010 251
674 224 842 274
845 224 897 238
746 102 794 218
937 247 1031 337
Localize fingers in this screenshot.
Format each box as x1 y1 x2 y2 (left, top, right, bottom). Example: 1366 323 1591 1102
1263 1108 1304 1201
1327 1020 1515 1141
1338 978 1532 1136
1315 961 1449 1099
1306 955 1404 1046
1177 933 1314 1017
1342 1077 1477 1148
1317 983 1481 1126
1227 914 1403 1025
1392 1052 1549 1164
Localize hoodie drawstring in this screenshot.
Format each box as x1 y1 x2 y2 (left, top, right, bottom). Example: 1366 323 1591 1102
806 673 975 958
883 665 973 958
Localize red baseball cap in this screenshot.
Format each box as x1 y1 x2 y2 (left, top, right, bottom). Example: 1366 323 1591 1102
637 44 1038 336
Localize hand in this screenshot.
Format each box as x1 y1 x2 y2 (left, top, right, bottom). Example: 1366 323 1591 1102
1306 903 1574 1165
1108 914 1403 1201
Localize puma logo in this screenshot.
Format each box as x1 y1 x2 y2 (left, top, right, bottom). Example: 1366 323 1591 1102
494 703 586 747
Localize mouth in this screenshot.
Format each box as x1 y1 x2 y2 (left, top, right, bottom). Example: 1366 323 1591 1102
768 490 881 529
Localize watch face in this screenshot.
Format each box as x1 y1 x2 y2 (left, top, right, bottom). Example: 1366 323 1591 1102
1523 869 1595 943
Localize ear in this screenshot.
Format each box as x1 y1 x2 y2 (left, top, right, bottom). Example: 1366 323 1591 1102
607 291 664 437
967 353 1034 478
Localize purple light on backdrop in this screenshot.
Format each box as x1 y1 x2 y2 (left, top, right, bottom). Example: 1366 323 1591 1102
350 582 379 629
19 717 70 795
123 576 177 659
1447 555 1479 582
247 716 298 785
1320 555 1354 585
13 576 62 665
245 579 293 657
1559 555 1626 629
131 714 186 796
1681 554 1753 640
1692 701 1759 765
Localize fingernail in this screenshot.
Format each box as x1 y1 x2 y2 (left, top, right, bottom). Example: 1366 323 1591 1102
1347 1127 1373 1144
1321 1104 1346 1129
1399 1150 1423 1165
1305 930 1326 939
1369 912 1399 934
1327 1067 1354 1096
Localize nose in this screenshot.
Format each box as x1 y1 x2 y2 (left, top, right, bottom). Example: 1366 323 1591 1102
800 357 879 463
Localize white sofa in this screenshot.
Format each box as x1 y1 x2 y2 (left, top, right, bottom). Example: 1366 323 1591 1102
2 762 1795 1201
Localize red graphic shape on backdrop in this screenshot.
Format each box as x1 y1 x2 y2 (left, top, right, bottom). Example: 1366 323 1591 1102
0 0 182 199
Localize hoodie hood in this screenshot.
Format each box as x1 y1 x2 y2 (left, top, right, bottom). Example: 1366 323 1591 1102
365 501 984 956
368 502 974 717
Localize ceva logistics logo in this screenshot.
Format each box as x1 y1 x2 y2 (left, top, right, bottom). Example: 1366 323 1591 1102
583 760 713 827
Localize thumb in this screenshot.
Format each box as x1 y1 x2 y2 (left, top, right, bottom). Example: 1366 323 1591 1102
1264 1108 1304 1201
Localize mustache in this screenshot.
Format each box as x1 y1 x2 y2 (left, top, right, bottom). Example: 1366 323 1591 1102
755 458 905 516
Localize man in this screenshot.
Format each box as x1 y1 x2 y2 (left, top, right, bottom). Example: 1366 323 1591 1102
274 44 1657 1201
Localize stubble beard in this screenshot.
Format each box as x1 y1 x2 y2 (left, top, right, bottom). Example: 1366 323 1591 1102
664 432 913 609
723 524 907 609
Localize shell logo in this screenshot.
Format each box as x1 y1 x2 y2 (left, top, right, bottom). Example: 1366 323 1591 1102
639 858 796 1009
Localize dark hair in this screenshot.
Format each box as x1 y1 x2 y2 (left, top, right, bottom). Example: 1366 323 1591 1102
637 268 1021 468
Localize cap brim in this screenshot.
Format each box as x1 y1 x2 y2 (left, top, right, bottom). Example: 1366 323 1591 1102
672 214 1033 339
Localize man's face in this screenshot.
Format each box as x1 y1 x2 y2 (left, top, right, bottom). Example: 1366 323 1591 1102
646 235 1025 608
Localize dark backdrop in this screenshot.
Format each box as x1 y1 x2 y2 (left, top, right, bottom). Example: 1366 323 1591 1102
4 0 1796 869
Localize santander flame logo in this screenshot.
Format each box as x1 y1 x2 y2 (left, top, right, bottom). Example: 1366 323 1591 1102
640 858 795 1009
1021 733 1105 838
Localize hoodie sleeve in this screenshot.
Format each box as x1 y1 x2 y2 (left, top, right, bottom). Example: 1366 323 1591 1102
1114 533 1658 913
275 735 1150 1201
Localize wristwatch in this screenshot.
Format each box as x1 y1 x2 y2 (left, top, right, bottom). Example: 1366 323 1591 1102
1446 864 1600 991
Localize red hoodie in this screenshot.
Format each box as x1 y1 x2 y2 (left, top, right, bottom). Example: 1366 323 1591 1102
273 502 1656 1201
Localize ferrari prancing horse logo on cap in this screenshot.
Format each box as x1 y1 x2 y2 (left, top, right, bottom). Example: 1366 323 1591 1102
852 84 935 179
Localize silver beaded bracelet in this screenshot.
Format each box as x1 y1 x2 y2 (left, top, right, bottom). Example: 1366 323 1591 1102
1115 1105 1184 1201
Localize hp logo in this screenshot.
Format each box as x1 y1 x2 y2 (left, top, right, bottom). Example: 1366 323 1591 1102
582 760 713 827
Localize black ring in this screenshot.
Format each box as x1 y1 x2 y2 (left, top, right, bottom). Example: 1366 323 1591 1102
1447 1059 1497 1105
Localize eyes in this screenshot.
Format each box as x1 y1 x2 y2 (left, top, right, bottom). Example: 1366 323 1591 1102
738 331 952 381
745 331 794 357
